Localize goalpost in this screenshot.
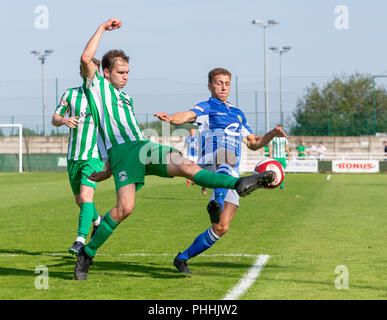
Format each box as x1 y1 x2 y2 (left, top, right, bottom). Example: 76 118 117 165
0 124 23 173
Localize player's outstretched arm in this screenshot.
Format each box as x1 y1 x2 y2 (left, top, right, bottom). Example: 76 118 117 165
246 125 289 151
81 18 122 79
154 111 197 125
51 113 79 128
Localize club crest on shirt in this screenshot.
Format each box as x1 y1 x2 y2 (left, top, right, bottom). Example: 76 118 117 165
116 96 132 109
119 171 128 182
238 115 243 123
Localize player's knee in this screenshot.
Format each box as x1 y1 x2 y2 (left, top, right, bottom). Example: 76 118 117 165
213 223 229 237
79 193 93 204
116 203 134 220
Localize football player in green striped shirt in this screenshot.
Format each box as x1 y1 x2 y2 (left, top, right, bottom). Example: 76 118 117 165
74 18 279 280
269 124 291 189
52 58 108 256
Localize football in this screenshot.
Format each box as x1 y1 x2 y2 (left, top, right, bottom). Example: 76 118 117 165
254 158 284 188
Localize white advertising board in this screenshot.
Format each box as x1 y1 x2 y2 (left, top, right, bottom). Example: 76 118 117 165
284 160 318 173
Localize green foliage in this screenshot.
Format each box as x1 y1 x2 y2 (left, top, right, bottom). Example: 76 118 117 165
291 73 387 136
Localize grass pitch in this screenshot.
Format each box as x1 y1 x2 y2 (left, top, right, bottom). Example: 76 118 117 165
0 172 386 300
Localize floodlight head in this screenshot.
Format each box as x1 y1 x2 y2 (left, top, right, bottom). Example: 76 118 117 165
282 46 291 51
269 47 279 52
30 50 40 56
268 20 279 25
45 49 53 55
251 19 263 25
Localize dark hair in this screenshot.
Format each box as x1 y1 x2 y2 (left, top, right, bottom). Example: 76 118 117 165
102 49 129 71
208 67 232 84
79 57 100 73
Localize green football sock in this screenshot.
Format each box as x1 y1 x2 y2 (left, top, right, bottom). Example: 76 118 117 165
92 203 99 222
84 211 119 258
192 169 238 189
77 202 95 239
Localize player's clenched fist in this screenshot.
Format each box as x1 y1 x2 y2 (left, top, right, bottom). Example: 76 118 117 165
102 18 122 31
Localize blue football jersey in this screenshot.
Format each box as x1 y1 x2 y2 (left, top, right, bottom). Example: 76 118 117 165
185 136 199 157
190 97 253 170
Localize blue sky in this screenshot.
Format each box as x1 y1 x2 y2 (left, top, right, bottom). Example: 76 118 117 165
0 0 386 133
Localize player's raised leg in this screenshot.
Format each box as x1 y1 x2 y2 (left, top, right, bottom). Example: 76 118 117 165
165 152 275 196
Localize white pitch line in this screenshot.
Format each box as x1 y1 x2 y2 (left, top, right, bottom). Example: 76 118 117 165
223 254 270 300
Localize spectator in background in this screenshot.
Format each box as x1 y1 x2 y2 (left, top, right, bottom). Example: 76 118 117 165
384 141 387 161
269 125 290 189
317 142 327 160
296 140 306 159
263 144 270 158
306 142 317 159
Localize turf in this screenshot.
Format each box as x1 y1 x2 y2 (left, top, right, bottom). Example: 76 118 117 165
0 172 385 300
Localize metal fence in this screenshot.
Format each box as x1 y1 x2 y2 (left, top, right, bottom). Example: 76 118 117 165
1 76 386 137
0 75 328 136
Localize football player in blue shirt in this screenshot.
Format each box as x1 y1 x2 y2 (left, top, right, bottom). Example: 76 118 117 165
155 67 288 273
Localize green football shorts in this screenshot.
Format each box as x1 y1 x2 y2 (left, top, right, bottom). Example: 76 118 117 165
67 158 105 195
108 141 180 192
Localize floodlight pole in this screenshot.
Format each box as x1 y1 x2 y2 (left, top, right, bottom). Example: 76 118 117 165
31 50 53 136
270 46 291 127
252 20 279 132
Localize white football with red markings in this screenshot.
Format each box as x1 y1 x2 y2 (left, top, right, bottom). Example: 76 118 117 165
254 158 284 189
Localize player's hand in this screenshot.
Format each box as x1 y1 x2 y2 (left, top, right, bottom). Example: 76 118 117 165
154 112 171 122
63 116 80 128
87 169 112 182
102 18 122 31
271 125 289 139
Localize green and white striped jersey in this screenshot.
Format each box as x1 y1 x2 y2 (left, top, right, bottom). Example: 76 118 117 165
270 137 288 158
55 86 102 161
84 72 146 151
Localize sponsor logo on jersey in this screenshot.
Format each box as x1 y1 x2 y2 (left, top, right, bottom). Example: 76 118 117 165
193 106 204 112
224 122 240 136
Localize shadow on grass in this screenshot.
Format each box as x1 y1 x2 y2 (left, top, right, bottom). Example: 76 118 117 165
0 248 274 281
0 249 61 256
0 248 186 281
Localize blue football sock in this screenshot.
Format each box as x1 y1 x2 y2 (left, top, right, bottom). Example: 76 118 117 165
214 188 227 211
178 227 220 261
